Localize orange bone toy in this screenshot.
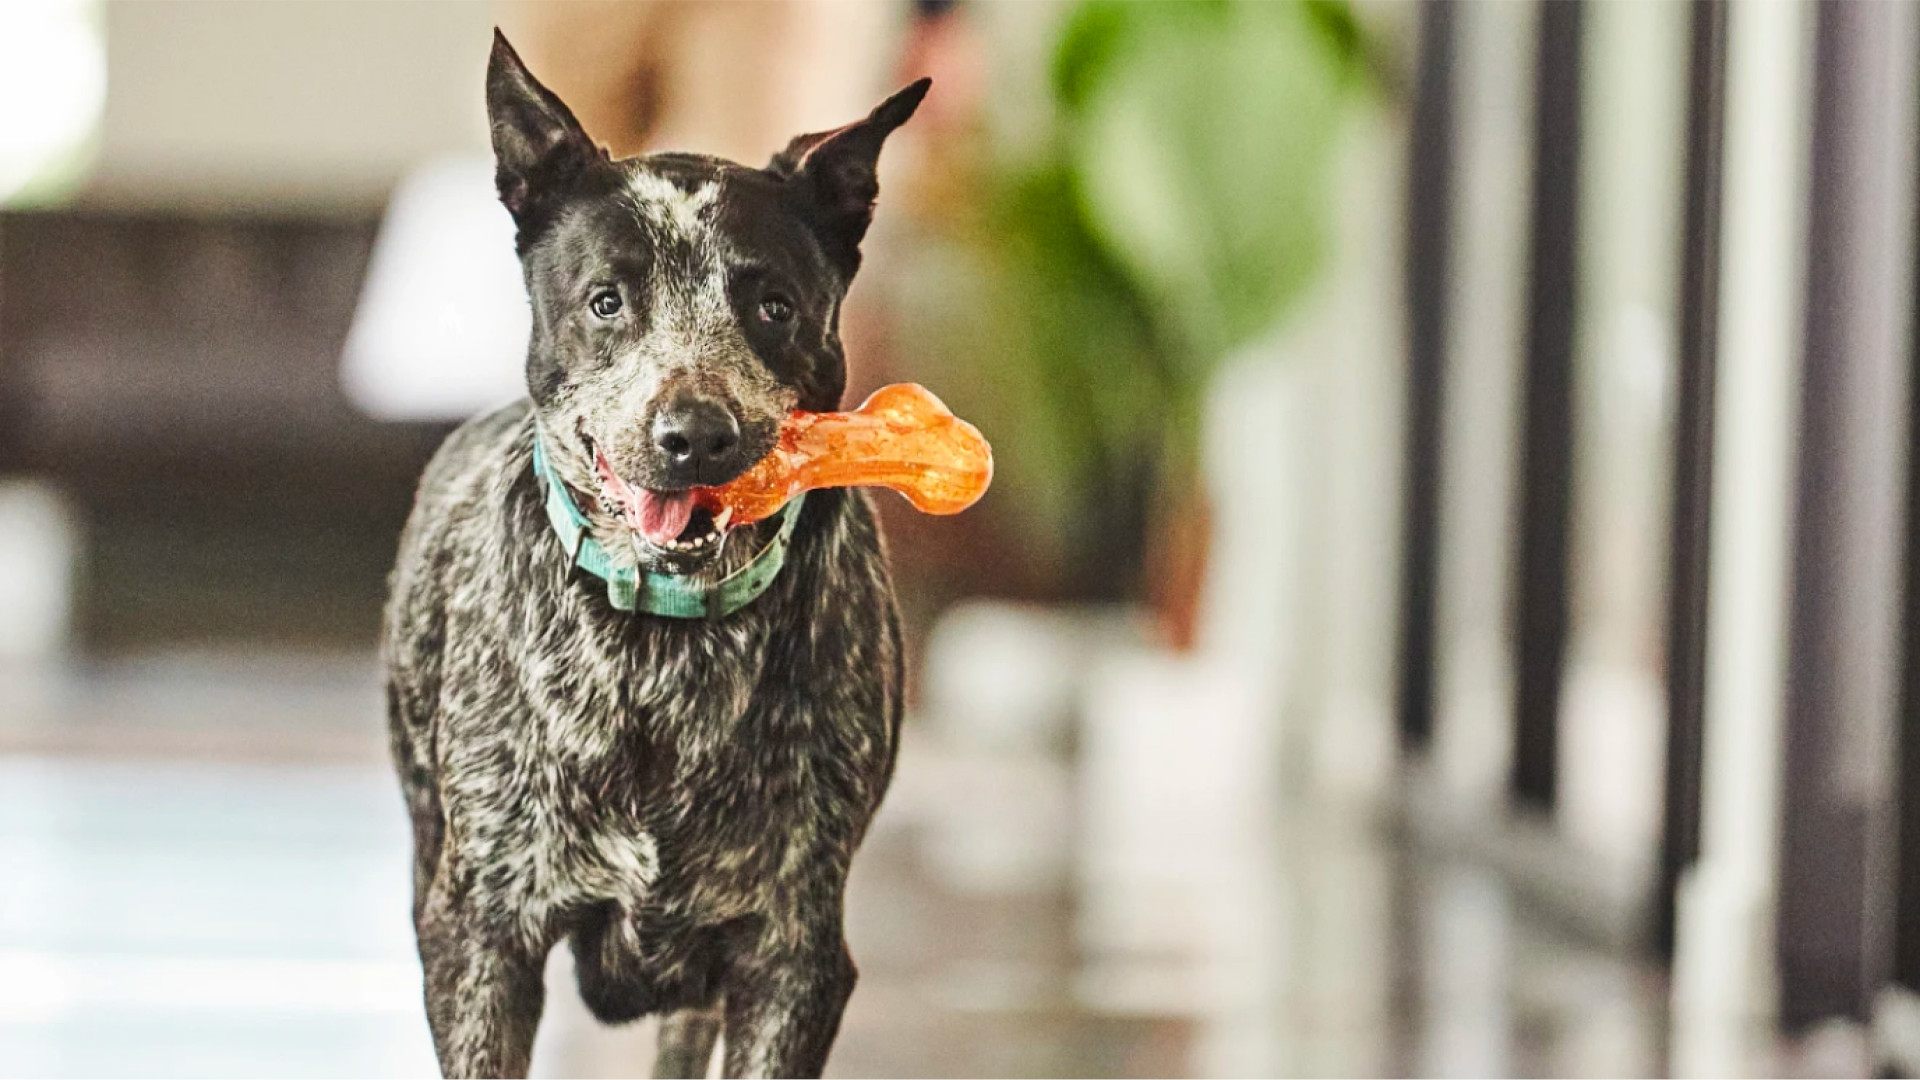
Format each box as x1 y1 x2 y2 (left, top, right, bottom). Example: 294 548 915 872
697 383 993 524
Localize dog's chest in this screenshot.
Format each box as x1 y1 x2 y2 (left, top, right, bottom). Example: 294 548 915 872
479 610 816 927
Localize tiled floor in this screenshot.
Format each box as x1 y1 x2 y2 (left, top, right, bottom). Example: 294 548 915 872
0 756 433 1078
0 651 1728 1078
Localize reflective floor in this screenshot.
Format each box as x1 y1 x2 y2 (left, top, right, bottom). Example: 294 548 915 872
0 651 1798 1078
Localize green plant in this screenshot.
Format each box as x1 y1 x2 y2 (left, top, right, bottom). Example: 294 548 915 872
925 0 1373 597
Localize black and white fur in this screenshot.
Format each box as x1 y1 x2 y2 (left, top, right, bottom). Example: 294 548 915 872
383 33 921 1078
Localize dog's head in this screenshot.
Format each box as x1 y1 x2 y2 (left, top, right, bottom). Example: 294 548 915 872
485 31 925 573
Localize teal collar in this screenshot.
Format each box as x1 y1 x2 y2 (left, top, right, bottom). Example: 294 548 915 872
530 431 805 618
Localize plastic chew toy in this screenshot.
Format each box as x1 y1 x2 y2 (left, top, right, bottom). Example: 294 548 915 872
699 383 993 525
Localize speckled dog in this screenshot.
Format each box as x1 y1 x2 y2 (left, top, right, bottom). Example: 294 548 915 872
383 33 918 1079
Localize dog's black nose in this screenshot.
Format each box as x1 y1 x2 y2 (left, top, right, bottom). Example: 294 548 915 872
652 395 744 485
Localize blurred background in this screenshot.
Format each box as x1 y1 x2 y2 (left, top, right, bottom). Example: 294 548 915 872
1 0 1918 1076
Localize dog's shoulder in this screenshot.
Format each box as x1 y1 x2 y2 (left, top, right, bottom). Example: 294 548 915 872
383 400 537 689
767 488 906 805
413 400 536 531
790 488 889 582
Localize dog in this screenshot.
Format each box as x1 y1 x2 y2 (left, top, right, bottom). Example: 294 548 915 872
383 32 921 1078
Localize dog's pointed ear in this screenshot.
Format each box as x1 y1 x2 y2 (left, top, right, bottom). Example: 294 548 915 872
768 78 930 277
487 29 602 227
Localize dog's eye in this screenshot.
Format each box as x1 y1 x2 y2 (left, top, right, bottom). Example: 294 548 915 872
589 289 623 319
758 295 794 324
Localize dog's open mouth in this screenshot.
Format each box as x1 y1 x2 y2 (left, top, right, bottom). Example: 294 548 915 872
590 442 733 552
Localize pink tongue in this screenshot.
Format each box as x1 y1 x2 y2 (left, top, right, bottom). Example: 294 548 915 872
635 489 696 546
594 447 697 546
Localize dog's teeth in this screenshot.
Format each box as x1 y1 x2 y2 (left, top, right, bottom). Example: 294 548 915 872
656 531 725 553
715 506 734 531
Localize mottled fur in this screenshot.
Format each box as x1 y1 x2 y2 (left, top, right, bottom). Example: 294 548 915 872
383 33 921 1079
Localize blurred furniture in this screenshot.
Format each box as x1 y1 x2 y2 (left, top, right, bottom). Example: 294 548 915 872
0 210 450 651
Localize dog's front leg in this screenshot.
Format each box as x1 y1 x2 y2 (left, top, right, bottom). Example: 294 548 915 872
720 934 856 1079
654 1002 723 1078
418 893 547 1078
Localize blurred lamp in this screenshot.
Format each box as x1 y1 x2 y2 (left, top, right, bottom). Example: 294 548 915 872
341 156 529 421
0 0 104 207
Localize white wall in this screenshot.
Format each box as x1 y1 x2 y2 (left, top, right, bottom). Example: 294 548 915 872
86 1 497 212
1431 0 1535 810
1672 0 1810 1061
1558 0 1689 894
1285 99 1408 803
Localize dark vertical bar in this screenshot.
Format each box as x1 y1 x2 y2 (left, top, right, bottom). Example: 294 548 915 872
1778 2 1868 1015
1888 1 1920 1003
1511 0 1584 812
0 220 16 473
1778 0 1913 1029
1656 0 1729 964
1897 172 1920 995
1395 0 1457 756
